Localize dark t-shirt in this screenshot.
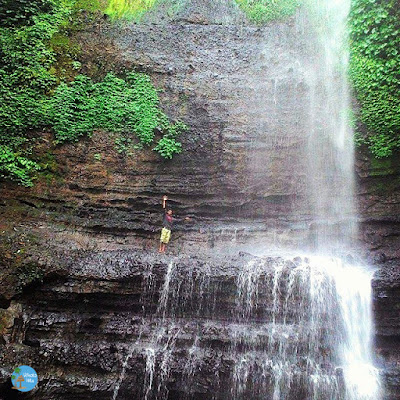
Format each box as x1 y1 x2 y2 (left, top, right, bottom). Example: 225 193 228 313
163 212 173 230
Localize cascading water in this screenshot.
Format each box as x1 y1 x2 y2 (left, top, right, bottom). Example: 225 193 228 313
302 0 357 250
233 256 381 400
111 255 380 399
111 1 382 399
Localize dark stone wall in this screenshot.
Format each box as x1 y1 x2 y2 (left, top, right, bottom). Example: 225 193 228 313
0 3 399 398
0 15 318 252
357 152 400 400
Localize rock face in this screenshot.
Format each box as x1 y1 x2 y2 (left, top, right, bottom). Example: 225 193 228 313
1 8 316 252
0 1 400 399
0 252 383 399
357 152 400 400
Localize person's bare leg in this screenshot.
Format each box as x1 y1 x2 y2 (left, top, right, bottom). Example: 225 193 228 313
159 242 163 253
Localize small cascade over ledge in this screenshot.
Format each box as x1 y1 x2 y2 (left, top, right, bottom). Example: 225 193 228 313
10 248 385 400
108 254 381 400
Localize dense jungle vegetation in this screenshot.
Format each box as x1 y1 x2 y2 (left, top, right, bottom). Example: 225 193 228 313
0 0 186 186
349 0 400 158
0 0 398 186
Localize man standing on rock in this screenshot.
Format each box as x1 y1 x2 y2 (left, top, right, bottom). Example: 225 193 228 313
159 195 173 253
159 195 191 253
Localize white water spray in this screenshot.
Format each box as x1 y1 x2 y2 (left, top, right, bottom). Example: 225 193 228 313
302 0 357 250
157 261 175 318
233 256 381 399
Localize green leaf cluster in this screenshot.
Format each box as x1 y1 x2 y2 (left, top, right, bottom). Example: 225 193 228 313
0 145 40 187
105 0 157 21
49 72 187 155
349 0 400 157
16 263 45 290
0 0 187 187
0 0 61 27
234 0 302 24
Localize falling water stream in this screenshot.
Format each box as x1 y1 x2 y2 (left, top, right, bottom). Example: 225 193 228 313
303 0 357 250
113 255 381 399
112 0 381 398
233 256 381 400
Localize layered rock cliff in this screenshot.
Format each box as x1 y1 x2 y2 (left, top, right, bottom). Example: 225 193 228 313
0 2 399 399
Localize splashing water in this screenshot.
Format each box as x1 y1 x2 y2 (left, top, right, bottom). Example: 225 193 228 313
157 261 175 318
330 260 381 400
111 0 382 397
112 254 380 399
233 256 381 400
144 347 156 400
112 347 135 400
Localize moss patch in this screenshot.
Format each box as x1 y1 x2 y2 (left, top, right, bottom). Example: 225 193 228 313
234 0 302 24
105 0 158 20
369 157 398 177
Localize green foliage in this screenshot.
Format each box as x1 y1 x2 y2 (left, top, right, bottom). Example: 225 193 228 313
153 137 182 159
105 0 157 20
73 0 107 13
0 145 40 187
0 0 187 186
349 0 400 157
49 72 187 156
0 2 72 88
16 264 44 290
235 0 302 24
0 0 59 27
115 136 133 154
0 0 74 186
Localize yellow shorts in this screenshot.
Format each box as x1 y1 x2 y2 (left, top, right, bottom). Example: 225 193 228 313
160 227 171 244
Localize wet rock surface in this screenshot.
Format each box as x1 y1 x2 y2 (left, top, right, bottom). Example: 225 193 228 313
0 2 400 398
1 14 315 252
0 251 386 399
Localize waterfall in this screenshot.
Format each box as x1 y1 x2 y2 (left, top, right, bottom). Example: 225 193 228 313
109 254 381 399
302 0 357 250
297 0 381 395
110 1 382 399
232 256 381 400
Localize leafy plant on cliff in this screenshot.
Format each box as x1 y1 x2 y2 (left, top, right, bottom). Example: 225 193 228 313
0 0 73 186
234 0 302 24
50 72 187 155
0 0 187 187
0 0 74 186
0 145 40 187
349 0 400 157
0 0 62 27
16 264 45 291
